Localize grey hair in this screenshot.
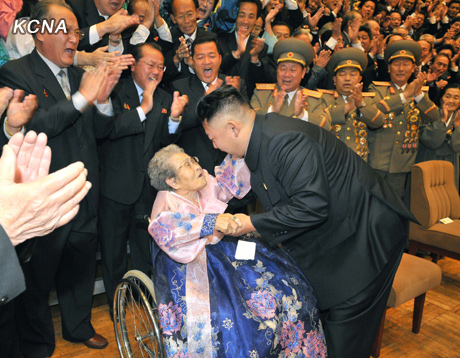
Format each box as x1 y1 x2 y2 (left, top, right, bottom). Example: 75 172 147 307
148 144 184 191
30 0 73 39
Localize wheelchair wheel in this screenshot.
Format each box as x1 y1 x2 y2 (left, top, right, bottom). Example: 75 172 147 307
114 270 165 358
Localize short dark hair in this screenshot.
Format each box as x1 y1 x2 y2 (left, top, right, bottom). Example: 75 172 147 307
196 85 250 123
272 21 292 35
449 0 460 8
359 25 372 39
191 35 222 57
432 53 450 64
132 42 164 62
451 16 460 26
437 44 455 58
30 0 73 39
441 83 460 101
238 0 262 18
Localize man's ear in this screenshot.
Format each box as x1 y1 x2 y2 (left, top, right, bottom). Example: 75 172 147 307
228 120 240 137
170 13 177 24
166 177 179 190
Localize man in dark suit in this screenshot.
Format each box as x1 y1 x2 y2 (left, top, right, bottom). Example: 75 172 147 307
161 0 216 83
0 127 91 358
170 36 247 175
67 0 139 52
217 0 267 96
198 86 414 358
0 1 120 355
98 42 187 308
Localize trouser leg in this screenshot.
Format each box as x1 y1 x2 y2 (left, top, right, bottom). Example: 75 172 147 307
57 231 97 342
322 239 405 358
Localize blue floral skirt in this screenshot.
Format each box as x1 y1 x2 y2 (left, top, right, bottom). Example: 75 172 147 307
152 235 327 358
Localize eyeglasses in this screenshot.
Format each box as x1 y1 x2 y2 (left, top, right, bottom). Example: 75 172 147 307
138 60 166 72
175 11 197 21
65 29 85 40
178 156 199 171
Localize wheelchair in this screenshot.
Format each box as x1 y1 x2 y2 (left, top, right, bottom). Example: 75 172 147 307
113 269 165 357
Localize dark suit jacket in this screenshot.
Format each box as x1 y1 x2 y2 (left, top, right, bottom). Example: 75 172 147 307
217 31 268 96
98 77 177 205
246 113 414 310
67 0 133 52
170 73 243 174
0 226 24 303
0 49 114 233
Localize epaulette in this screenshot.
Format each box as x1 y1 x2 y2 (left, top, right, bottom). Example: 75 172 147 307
362 92 375 97
317 89 334 95
256 83 276 90
302 89 322 98
422 86 429 92
372 81 391 86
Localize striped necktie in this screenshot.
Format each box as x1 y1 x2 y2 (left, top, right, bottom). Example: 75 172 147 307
57 70 71 100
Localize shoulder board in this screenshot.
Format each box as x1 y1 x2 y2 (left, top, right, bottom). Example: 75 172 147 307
422 86 429 92
256 83 276 90
372 81 391 86
317 89 334 95
362 92 375 97
302 89 322 98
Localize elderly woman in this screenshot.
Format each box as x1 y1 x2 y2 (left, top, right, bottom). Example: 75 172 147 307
147 144 327 358
416 83 460 189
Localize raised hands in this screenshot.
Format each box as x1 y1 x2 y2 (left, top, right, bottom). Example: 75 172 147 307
174 36 192 66
271 87 287 114
225 76 241 91
5 90 38 133
170 91 189 119
314 50 332 68
293 90 309 118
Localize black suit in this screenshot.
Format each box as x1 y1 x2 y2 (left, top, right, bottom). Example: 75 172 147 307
0 49 114 357
217 32 267 97
98 77 178 304
245 114 413 358
171 73 247 174
67 0 132 52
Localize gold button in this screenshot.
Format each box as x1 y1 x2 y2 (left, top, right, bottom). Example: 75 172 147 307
347 127 351 131
397 131 401 135
346 136 351 140
396 141 399 144
399 121 403 125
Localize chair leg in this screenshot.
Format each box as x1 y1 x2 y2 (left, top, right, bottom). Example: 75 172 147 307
371 309 387 358
408 241 417 256
430 253 439 264
412 293 426 334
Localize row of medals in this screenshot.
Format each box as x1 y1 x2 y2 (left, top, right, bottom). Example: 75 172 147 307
331 112 368 159
383 101 420 151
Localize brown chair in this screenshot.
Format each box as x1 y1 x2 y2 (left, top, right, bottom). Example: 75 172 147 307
371 253 442 357
408 160 460 263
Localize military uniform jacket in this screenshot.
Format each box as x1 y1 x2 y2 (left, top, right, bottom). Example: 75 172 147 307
319 90 384 161
250 84 331 130
416 110 460 186
368 81 439 173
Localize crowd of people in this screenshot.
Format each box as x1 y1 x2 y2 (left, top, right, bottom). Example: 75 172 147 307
0 0 459 356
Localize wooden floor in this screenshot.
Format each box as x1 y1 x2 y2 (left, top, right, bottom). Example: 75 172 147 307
51 256 460 358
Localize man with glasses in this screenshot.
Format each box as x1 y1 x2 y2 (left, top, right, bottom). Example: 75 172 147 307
0 1 121 355
97 42 187 312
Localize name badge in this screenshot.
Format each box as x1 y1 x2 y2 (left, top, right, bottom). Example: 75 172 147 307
235 240 256 260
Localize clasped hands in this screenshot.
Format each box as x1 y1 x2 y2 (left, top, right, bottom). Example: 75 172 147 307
214 213 253 236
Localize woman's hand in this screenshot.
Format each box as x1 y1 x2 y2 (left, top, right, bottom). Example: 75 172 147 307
215 213 242 235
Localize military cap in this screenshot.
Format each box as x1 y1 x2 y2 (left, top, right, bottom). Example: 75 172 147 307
273 38 314 67
384 40 422 65
327 47 368 75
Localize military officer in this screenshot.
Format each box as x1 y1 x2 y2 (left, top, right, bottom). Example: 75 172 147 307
368 40 439 198
250 38 331 130
319 47 385 161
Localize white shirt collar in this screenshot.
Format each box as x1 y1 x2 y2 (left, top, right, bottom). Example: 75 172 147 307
201 76 219 90
97 9 109 20
36 49 67 76
393 83 407 91
184 29 197 42
133 80 144 98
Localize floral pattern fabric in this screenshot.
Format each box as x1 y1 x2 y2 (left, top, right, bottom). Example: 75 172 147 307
148 155 327 357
